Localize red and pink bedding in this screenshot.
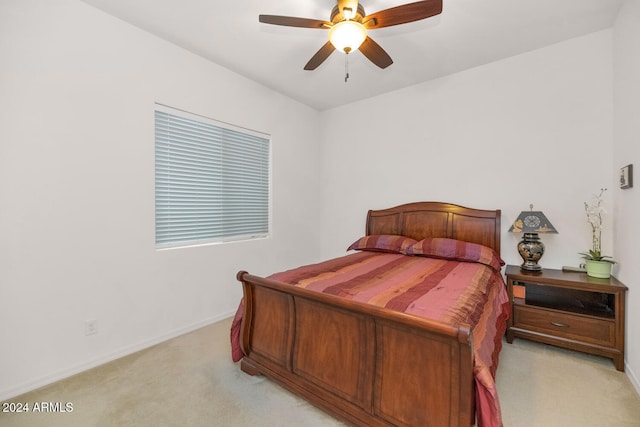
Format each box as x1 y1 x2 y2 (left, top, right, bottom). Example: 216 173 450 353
231 236 510 427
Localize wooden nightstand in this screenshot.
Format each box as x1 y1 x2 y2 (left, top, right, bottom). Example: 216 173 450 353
505 265 627 371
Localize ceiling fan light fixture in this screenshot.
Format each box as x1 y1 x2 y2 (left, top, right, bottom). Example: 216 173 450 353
328 21 367 54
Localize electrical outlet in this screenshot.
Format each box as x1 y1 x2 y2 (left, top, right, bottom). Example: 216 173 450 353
84 319 98 336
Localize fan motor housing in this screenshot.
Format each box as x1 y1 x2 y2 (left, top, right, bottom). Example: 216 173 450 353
330 4 366 23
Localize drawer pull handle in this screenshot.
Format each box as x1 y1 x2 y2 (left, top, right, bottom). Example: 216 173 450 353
550 321 569 328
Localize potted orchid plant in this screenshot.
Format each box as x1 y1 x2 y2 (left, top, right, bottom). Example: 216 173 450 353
579 188 616 278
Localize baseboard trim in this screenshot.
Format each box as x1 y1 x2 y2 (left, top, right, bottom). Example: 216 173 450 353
0 311 235 401
627 360 640 397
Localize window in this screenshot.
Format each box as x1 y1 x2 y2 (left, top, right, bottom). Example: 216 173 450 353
155 105 270 247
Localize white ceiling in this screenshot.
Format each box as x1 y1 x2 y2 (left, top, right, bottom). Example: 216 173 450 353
81 0 623 111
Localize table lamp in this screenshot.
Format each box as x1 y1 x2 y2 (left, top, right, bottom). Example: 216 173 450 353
508 204 558 272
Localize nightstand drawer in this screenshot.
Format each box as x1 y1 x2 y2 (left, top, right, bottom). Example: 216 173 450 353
514 306 614 347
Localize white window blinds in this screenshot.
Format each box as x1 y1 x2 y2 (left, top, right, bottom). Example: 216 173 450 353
155 106 270 247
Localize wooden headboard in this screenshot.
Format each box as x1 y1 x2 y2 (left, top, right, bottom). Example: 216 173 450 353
366 201 502 255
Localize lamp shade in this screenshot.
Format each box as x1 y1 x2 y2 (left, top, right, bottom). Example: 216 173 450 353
508 210 558 234
328 21 367 53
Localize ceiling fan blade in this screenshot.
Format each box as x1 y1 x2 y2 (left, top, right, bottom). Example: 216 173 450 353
304 41 336 70
363 0 443 29
259 15 331 29
359 37 393 69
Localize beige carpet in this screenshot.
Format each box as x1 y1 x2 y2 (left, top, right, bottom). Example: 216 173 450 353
2 317 639 427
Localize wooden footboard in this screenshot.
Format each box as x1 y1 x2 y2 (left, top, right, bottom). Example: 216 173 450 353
237 271 475 427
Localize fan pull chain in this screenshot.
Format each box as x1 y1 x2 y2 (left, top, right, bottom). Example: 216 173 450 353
344 53 350 83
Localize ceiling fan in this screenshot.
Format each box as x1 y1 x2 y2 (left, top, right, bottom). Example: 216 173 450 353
259 0 443 71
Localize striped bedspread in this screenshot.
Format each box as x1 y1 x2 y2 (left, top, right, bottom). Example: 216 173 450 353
231 250 510 427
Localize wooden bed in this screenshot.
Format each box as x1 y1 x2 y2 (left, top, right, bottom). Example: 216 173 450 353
235 202 503 427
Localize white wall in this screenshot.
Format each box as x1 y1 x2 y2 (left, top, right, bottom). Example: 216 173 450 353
613 0 640 393
0 0 322 399
318 31 615 271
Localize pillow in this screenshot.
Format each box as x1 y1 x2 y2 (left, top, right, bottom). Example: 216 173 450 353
406 238 505 272
347 235 417 254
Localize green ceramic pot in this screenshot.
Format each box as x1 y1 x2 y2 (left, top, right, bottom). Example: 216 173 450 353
585 260 612 279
